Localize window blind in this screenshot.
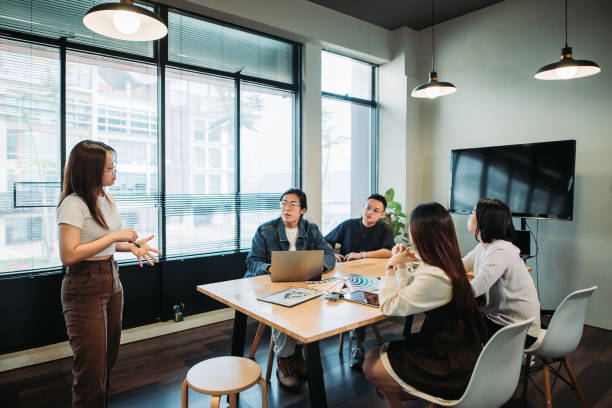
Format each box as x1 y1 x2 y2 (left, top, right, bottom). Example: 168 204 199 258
168 10 293 84
0 0 154 57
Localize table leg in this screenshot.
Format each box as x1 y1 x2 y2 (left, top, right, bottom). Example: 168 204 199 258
305 341 327 408
231 310 247 357
230 310 247 406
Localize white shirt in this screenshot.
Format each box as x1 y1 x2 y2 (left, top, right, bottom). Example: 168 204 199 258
285 227 298 251
464 240 541 338
57 192 121 257
379 264 451 318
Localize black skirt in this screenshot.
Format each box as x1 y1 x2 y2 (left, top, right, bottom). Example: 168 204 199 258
382 310 482 400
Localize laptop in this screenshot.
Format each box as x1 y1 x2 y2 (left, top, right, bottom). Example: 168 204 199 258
269 250 324 282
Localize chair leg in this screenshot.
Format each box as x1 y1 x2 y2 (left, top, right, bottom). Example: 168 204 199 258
371 324 383 345
563 358 589 408
522 354 530 408
543 362 553 408
249 322 266 359
181 379 188 408
210 395 221 408
258 376 268 408
228 393 237 408
265 332 274 382
338 332 345 355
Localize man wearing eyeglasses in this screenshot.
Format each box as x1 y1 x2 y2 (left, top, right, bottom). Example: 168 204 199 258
324 193 394 370
245 188 335 390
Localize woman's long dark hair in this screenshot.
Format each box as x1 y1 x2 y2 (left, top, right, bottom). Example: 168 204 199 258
410 202 486 343
58 140 115 229
474 198 516 244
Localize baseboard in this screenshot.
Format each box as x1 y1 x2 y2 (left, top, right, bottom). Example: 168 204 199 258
0 308 235 373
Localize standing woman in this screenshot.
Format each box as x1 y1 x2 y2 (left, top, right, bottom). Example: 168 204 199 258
57 140 160 408
464 198 541 345
363 202 486 408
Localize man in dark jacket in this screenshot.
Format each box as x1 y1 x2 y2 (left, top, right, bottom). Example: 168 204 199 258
324 193 393 370
245 188 335 389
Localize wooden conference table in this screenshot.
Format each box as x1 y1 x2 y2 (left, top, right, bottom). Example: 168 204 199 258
197 258 388 407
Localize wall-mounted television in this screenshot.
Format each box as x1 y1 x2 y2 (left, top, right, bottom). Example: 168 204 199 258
449 140 576 220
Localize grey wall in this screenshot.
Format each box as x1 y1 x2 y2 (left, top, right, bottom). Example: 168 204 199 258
417 0 612 329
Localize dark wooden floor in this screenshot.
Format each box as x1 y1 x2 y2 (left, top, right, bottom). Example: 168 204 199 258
1 316 611 408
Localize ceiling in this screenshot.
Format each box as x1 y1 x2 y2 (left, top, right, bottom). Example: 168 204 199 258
306 0 505 31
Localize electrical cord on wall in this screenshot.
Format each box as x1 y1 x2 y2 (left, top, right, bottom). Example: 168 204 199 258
524 219 540 295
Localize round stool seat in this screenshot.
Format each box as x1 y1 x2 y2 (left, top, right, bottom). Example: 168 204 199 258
186 356 262 395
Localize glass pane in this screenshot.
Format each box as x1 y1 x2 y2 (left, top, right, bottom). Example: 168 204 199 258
321 51 372 100
168 11 293 84
66 52 159 262
0 40 61 274
321 98 371 234
165 68 236 256
240 84 295 249
0 0 154 57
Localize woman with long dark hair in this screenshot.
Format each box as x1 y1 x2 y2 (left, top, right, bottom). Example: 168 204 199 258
363 202 486 407
57 140 160 408
465 198 540 345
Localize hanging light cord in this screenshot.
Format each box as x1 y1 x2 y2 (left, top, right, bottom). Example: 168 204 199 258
431 0 435 72
564 0 568 47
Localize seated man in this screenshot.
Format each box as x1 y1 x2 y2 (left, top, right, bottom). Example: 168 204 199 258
324 193 394 370
245 188 335 389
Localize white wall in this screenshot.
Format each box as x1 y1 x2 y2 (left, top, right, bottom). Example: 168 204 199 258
418 0 612 329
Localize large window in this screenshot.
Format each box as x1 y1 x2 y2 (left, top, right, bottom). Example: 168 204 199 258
321 51 377 233
66 52 159 262
0 3 299 274
0 40 60 272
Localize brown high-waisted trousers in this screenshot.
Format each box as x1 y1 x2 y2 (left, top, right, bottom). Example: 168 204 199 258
61 257 123 408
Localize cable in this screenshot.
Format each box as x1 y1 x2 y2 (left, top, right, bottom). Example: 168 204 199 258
524 219 540 295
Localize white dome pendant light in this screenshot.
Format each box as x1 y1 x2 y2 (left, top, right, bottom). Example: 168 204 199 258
535 0 601 80
83 0 168 41
411 0 457 99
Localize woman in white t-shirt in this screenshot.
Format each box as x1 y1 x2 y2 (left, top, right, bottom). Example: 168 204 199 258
57 140 160 408
464 198 541 346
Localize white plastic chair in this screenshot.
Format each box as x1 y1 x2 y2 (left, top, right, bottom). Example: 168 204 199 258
400 318 533 408
523 286 597 408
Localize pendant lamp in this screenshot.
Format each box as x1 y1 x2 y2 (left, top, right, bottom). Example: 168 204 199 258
535 0 600 80
411 0 456 99
83 0 167 41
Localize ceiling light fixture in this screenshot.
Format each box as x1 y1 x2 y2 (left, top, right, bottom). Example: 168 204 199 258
411 0 456 99
535 0 600 80
83 0 167 42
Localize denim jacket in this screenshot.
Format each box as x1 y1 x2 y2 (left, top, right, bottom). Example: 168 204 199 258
244 217 336 277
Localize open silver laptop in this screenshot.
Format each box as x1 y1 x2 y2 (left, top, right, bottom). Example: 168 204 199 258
269 250 324 282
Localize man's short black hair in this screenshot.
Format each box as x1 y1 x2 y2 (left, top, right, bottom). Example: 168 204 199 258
475 198 516 243
367 193 387 210
280 188 307 210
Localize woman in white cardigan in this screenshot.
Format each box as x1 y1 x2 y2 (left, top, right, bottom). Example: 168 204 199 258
464 198 541 345
363 202 486 408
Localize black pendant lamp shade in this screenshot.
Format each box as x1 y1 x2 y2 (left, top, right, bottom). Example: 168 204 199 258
411 71 457 99
83 0 168 41
411 0 456 99
535 0 601 80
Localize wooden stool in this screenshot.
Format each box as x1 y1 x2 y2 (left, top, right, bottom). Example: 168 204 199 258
182 356 267 408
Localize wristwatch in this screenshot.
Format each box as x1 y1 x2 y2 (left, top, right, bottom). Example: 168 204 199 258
360 251 366 259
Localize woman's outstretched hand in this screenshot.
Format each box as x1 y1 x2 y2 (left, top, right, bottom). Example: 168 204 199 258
130 234 162 267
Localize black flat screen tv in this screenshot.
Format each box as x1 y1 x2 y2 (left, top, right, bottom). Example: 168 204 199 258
449 140 576 220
